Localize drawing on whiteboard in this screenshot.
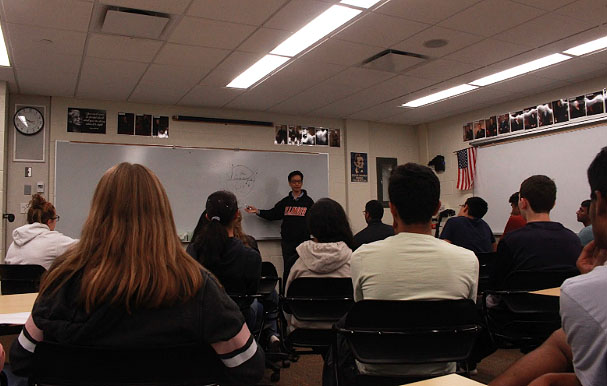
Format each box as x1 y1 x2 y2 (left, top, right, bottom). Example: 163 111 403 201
226 165 256 197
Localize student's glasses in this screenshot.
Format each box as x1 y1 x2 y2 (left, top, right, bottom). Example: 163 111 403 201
52 215 60 222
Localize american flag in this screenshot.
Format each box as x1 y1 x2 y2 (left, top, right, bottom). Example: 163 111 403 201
456 147 476 190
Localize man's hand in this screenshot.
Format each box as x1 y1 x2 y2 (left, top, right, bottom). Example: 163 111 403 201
244 205 258 214
576 241 607 274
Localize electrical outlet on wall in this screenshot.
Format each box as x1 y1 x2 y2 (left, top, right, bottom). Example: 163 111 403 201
20 203 28 214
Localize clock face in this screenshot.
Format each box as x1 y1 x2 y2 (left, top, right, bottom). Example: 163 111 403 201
14 107 44 136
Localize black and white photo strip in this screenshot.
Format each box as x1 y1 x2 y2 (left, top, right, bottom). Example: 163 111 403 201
275 124 339 147
463 89 606 142
119 112 169 138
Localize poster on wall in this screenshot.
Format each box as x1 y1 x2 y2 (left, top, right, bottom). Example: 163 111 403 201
485 116 497 137
569 95 586 119
301 127 316 145
552 99 569 123
153 116 169 138
498 114 510 134
351 152 368 182
67 108 106 134
117 112 134 135
523 106 538 130
315 127 328 145
329 128 341 147
585 91 604 116
288 126 301 145
473 120 486 139
463 122 473 141
274 124 287 144
510 111 524 131
135 114 152 136
537 104 554 127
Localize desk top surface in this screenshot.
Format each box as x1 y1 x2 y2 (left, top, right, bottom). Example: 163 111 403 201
404 374 485 385
0 292 37 314
529 287 560 297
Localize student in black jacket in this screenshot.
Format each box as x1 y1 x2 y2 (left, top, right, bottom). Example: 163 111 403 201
188 191 262 333
245 170 314 279
353 200 394 250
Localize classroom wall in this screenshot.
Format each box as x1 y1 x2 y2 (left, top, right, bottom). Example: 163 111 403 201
2 95 416 272
0 82 8 259
421 74 607 230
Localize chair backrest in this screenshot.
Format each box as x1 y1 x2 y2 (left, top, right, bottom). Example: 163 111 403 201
503 269 579 291
475 252 498 293
30 341 224 386
0 264 46 295
259 261 279 295
284 277 354 322
339 299 480 365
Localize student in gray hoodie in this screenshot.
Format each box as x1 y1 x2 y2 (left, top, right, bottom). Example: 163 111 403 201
285 198 354 329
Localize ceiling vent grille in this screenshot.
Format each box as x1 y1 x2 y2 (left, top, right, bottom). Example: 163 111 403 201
361 49 427 73
101 6 169 39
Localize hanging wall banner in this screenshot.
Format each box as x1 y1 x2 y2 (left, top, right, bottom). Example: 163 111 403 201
67 108 106 134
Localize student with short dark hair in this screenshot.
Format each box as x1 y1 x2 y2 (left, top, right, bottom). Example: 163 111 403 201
576 199 593 246
245 171 314 280
440 196 496 254
352 200 394 250
10 164 264 383
490 175 581 289
503 192 526 236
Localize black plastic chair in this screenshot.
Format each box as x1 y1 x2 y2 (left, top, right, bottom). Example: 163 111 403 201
0 264 46 295
475 252 498 295
335 299 481 386
259 261 280 296
283 277 354 353
29 341 225 386
483 269 579 352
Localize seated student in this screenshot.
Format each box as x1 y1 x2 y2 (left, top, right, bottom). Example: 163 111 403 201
9 163 264 383
5 194 77 270
576 199 593 246
490 147 607 386
187 191 262 332
352 200 394 250
440 196 496 253
344 163 478 378
491 175 581 289
0 343 4 372
503 192 526 236
285 198 353 329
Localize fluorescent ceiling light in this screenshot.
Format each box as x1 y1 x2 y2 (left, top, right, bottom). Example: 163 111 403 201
402 84 478 108
564 35 607 56
339 0 383 8
470 53 571 87
0 25 10 67
270 5 361 57
227 55 289 89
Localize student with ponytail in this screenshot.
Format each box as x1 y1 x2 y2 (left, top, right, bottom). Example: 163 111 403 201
187 191 263 331
5 194 76 269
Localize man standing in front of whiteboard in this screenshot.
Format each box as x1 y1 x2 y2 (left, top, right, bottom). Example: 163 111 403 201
245 171 314 280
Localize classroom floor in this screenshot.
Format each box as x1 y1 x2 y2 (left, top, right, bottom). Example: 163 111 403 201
261 349 525 385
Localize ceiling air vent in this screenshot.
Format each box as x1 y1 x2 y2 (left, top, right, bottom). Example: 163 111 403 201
361 49 427 73
102 7 169 39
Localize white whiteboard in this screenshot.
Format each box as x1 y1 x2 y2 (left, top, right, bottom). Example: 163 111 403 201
54 141 329 239
475 124 607 234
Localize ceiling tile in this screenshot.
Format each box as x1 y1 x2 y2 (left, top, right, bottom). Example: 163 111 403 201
13 51 81 74
225 80 299 111
325 67 395 89
300 38 383 66
269 59 346 90
493 13 591 48
444 38 530 67
129 83 189 105
179 85 244 107
237 28 291 54
139 64 206 90
438 0 545 37
509 0 578 11
483 73 568 94
404 59 480 82
347 101 405 121
99 0 191 14
168 17 256 49
187 0 287 26
200 51 263 87
264 0 336 32
554 0 607 24
77 57 148 100
268 82 357 114
154 43 229 71
6 23 87 56
344 75 435 106
18 67 77 96
584 48 607 64
537 58 607 82
375 0 481 24
86 33 163 62
541 25 607 53
335 13 429 48
392 26 483 58
3 0 93 31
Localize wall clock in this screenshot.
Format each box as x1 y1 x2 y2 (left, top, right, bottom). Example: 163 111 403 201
14 107 44 135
